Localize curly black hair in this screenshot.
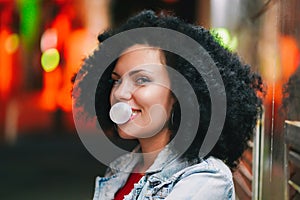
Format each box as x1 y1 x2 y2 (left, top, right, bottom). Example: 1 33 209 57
73 10 264 169
283 66 300 120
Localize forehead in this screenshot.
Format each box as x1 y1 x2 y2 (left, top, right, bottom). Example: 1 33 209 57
113 45 167 75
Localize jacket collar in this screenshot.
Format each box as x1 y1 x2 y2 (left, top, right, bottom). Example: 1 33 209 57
109 143 181 174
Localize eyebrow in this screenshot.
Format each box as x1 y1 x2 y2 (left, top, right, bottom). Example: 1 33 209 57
112 69 152 77
111 71 120 77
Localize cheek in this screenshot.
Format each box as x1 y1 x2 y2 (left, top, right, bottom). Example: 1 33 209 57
135 89 154 102
135 87 173 110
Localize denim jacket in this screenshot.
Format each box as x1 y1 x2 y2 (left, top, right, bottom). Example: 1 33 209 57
93 145 235 200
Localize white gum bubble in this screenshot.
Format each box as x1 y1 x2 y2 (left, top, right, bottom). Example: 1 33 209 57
109 102 132 124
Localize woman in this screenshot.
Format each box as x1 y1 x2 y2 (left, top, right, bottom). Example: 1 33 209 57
73 10 264 200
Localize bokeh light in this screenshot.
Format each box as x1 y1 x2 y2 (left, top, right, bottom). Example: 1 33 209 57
40 28 58 52
211 27 238 51
5 33 19 54
41 48 60 72
18 0 40 48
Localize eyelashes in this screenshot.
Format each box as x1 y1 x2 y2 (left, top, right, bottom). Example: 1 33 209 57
135 76 151 85
110 76 152 87
110 78 122 86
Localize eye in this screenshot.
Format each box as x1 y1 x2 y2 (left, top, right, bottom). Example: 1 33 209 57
110 78 122 86
135 77 151 85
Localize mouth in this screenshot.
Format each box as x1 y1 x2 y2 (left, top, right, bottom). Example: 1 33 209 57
130 108 141 120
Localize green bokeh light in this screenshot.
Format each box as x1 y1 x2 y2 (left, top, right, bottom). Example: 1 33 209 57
41 48 60 72
18 0 39 48
210 27 238 51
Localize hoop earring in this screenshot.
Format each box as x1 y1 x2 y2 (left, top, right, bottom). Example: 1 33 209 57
170 108 175 129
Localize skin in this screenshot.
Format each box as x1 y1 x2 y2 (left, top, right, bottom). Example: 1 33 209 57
109 45 175 172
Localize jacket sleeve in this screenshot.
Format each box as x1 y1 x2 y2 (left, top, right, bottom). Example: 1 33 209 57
165 169 235 200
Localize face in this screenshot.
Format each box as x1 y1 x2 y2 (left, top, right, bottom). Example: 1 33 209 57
110 45 175 139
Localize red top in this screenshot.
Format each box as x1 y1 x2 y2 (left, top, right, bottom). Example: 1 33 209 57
114 172 144 200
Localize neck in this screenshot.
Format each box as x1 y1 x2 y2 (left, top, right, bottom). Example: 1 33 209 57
137 128 171 172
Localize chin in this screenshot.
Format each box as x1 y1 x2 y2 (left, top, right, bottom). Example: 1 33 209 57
118 129 137 140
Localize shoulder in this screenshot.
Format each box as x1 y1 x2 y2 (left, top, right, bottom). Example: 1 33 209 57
167 156 235 200
179 156 233 180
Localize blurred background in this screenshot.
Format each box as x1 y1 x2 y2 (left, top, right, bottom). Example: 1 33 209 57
0 0 299 199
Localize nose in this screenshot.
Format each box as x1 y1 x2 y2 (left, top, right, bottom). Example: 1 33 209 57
112 79 133 101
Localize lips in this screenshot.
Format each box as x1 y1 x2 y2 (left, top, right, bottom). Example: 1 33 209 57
130 108 141 120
